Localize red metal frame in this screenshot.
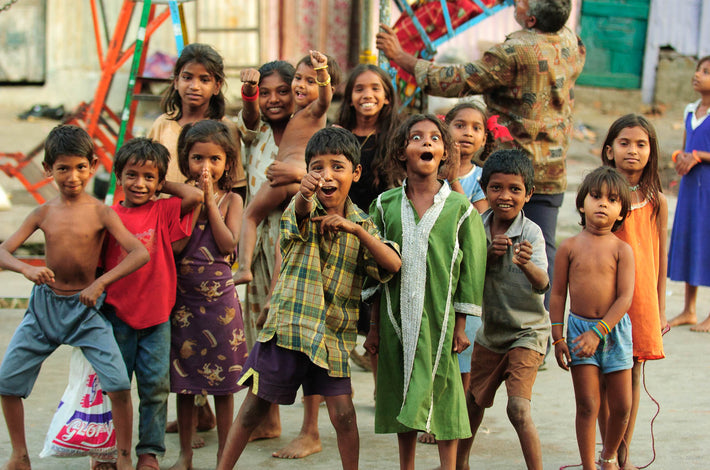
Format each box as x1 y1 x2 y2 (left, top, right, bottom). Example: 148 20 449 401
0 0 172 204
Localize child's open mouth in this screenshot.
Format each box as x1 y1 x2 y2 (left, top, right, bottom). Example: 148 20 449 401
420 152 434 161
321 186 337 196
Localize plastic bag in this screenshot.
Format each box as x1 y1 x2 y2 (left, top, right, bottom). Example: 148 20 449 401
40 347 117 460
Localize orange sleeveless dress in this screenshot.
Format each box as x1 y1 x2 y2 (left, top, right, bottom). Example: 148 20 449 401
615 200 664 361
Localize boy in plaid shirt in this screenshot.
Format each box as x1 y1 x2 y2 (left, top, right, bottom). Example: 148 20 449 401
218 127 401 470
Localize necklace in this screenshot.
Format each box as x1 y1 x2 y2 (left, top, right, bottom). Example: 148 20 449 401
629 183 640 191
359 131 376 149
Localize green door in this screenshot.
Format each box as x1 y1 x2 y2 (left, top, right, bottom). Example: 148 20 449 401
577 0 650 89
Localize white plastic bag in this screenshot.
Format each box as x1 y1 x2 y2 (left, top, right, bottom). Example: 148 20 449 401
40 347 117 460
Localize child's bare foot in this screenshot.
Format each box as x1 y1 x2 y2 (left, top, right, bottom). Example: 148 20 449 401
135 453 159 470
417 432 437 444
668 309 697 327
168 453 193 470
248 419 282 441
165 420 206 448
233 266 253 285
90 457 117 470
271 432 322 459
600 455 619 470
690 313 710 332
2 452 31 470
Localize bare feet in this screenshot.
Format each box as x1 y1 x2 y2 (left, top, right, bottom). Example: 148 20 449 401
417 432 437 444
168 453 193 470
272 432 322 459
2 452 31 470
668 310 697 327
600 455 619 470
136 453 160 470
249 405 282 441
350 349 373 372
690 314 710 332
233 266 253 285
90 457 117 470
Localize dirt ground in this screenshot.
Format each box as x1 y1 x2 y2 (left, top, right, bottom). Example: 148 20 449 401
0 95 709 469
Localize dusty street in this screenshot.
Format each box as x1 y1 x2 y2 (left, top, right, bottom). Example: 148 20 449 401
0 95 709 468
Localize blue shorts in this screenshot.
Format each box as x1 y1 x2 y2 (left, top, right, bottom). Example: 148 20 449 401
567 312 633 374
238 337 352 405
458 315 482 373
0 284 130 397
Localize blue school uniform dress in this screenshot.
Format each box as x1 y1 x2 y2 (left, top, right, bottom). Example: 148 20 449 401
668 101 710 287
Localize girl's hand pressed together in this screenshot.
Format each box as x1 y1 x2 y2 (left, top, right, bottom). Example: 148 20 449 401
554 340 571 371
571 330 600 358
201 167 215 207
674 151 698 176
512 240 533 266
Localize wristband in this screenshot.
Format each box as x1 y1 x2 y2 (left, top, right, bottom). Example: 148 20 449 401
551 322 564 326
591 326 604 340
316 75 331 87
298 191 314 203
241 85 258 102
313 65 328 71
596 320 611 335
693 150 702 163
552 337 565 346
672 150 681 163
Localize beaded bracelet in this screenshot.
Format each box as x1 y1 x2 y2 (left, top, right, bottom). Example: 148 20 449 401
552 337 565 346
693 150 702 163
241 85 258 102
316 75 331 87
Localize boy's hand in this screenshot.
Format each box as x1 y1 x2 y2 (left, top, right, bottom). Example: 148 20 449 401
300 170 323 200
23 265 55 285
444 143 461 183
554 340 571 371
489 234 512 258
363 327 379 355
311 214 358 236
240 68 260 86
310 50 328 69
512 240 533 266
79 280 104 308
571 330 600 358
452 327 471 353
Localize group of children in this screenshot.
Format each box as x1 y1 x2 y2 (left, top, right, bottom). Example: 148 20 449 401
1 13 709 470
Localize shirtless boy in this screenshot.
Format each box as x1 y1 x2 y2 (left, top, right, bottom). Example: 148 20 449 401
549 166 634 470
0 125 149 470
234 50 341 284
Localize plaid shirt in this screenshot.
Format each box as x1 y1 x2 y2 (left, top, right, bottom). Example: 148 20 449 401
258 197 398 377
414 27 585 194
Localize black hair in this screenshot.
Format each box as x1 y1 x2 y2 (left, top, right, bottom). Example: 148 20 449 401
296 53 342 88
696 55 710 70
527 0 571 33
305 126 360 168
161 43 226 122
113 137 170 183
480 149 535 195
444 101 495 165
385 114 455 177
336 64 401 189
258 60 296 86
44 124 94 166
576 166 630 232
601 113 662 223
177 120 239 191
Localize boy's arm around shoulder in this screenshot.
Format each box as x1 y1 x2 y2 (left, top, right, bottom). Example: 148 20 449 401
0 206 55 284
80 205 149 306
161 181 204 217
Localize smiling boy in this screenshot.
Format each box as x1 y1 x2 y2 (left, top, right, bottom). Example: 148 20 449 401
218 127 401 470
0 125 149 470
100 137 202 470
456 150 550 470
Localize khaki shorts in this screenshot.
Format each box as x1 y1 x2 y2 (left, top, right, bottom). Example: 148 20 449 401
468 343 544 408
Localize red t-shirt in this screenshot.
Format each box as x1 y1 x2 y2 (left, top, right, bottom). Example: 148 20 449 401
103 197 191 329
